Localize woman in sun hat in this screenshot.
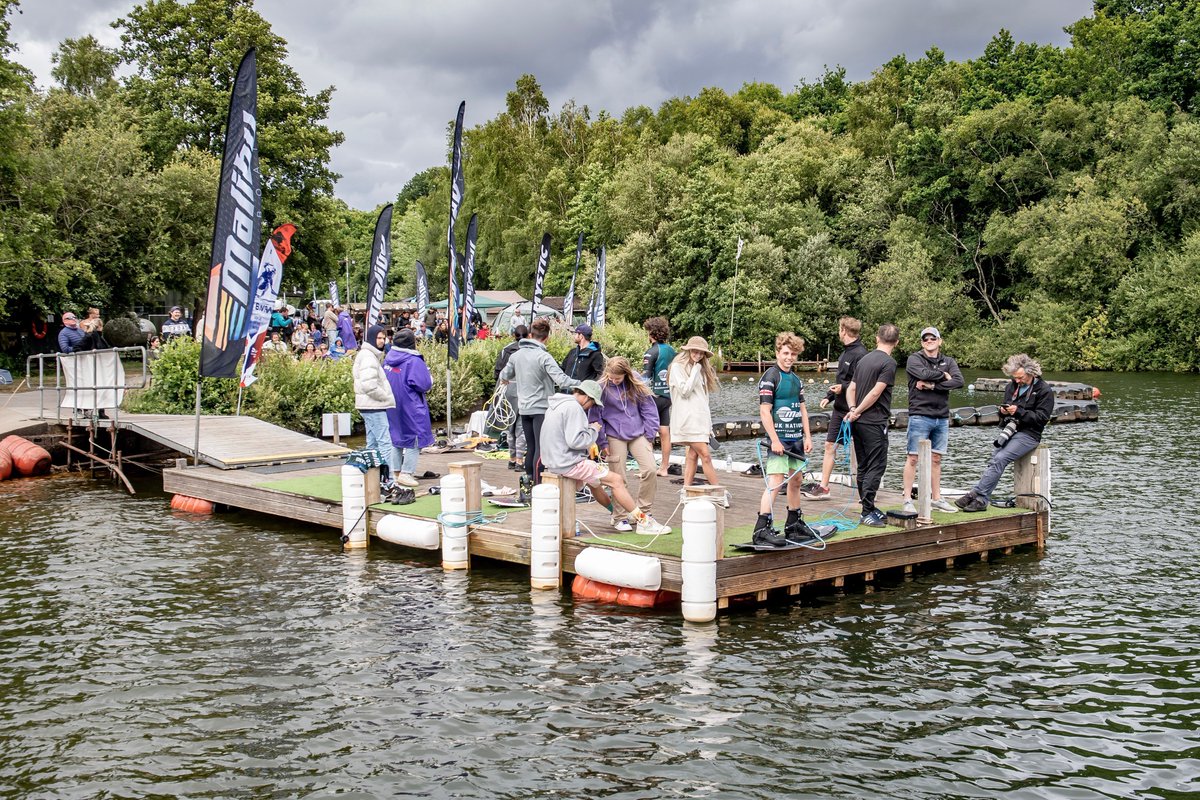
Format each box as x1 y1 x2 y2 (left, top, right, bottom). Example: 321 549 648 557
668 335 722 490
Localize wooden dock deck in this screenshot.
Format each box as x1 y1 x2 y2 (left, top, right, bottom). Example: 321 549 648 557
163 444 1047 614
100 413 348 468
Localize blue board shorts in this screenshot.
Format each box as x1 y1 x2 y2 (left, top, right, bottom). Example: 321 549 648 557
906 414 949 455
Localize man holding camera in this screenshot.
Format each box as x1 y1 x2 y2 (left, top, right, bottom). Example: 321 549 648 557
955 354 1055 512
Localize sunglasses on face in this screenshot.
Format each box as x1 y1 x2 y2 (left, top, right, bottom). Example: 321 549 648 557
922 335 938 342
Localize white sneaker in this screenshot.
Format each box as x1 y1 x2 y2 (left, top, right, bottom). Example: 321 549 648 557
931 498 959 513
612 516 634 532
395 473 419 488
635 514 671 535
903 500 916 514
722 491 731 509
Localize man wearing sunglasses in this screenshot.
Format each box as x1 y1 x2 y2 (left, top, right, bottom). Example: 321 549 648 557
901 326 963 513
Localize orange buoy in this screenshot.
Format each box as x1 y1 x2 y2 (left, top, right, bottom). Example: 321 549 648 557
0 447 11 481
0 435 51 476
572 576 680 608
1092 387 1102 399
171 494 215 514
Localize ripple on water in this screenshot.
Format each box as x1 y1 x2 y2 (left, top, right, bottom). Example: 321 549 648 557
2 373 1200 798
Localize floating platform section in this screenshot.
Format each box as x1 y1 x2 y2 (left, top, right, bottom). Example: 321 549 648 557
99 413 347 469
972 378 1098 400
162 443 1048 618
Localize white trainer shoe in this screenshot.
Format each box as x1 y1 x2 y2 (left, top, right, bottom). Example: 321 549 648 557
903 500 916 514
612 516 634 532
635 514 671 535
931 498 959 513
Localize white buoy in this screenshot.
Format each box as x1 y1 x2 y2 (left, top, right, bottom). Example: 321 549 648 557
681 499 718 622
341 465 368 549
968 384 976 393
440 473 469 570
573 548 661 591
376 516 440 549
530 483 561 589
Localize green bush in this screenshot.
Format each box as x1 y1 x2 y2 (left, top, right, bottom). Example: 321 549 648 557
125 337 354 434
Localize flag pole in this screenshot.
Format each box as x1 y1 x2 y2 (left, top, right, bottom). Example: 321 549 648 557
193 380 202 466
729 238 743 343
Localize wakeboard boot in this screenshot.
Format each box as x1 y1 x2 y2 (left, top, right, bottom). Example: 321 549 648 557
784 519 821 545
752 515 788 548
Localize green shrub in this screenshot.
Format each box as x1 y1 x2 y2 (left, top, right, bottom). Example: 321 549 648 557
125 336 238 414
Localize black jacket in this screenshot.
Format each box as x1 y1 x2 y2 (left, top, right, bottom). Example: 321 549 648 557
824 339 867 413
562 342 605 383
494 339 522 384
906 351 964 418
1001 376 1055 440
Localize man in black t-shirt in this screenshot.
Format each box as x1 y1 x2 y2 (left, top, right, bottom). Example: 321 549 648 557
846 323 899 527
813 316 867 497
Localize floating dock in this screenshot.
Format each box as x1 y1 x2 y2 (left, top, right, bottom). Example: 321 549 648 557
161 434 1049 617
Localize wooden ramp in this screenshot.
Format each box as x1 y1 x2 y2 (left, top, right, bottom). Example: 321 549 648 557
106 413 348 469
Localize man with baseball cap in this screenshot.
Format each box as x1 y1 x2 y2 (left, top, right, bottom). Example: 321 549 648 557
161 306 192 342
561 323 605 383
541 380 671 535
901 326 964 514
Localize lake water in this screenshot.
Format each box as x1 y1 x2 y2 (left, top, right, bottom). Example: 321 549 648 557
1 371 1197 798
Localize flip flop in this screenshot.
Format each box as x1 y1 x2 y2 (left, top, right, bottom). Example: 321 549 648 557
418 470 440 479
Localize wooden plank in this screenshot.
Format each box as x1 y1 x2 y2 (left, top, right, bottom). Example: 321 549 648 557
163 468 341 527
716 513 1035 581
716 527 1034 596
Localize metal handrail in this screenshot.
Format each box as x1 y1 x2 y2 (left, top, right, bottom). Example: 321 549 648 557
26 346 149 426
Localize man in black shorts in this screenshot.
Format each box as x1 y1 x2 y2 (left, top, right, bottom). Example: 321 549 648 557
813 316 866 497
846 323 899 527
642 316 676 477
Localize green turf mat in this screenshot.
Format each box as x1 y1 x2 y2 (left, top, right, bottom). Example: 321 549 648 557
258 473 530 520
573 503 1026 559
260 473 343 502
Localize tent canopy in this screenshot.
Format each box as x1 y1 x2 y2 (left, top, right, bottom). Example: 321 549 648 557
426 296 511 310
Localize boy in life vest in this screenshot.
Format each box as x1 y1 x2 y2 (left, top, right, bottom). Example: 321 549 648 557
753 332 817 547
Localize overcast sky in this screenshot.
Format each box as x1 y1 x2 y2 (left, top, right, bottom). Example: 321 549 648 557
10 0 1093 211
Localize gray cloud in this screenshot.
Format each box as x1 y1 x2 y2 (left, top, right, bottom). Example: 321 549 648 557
10 0 1092 211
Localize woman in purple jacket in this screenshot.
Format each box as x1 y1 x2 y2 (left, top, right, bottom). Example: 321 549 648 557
383 329 434 487
589 356 660 532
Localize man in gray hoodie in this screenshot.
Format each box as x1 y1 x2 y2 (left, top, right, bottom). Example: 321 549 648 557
541 381 670 535
499 318 578 482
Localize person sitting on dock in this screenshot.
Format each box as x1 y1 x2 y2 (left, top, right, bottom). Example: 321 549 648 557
846 324 899 528
542 380 671 535
814 316 866 498
901 327 964 514
753 333 816 547
589 357 660 532
642 316 676 477
955 354 1055 512
499 318 579 487
353 324 397 491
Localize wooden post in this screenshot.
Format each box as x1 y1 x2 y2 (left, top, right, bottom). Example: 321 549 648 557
449 461 481 518
1014 445 1051 512
542 473 577 541
364 466 381 507
916 439 932 524
685 484 724 559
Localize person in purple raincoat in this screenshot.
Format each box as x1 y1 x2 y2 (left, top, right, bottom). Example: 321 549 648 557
337 308 358 352
382 328 434 487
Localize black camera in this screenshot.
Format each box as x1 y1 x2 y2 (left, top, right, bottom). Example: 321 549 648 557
994 419 1019 448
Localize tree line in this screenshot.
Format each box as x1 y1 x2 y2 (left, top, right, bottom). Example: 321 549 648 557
2 0 1198 371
